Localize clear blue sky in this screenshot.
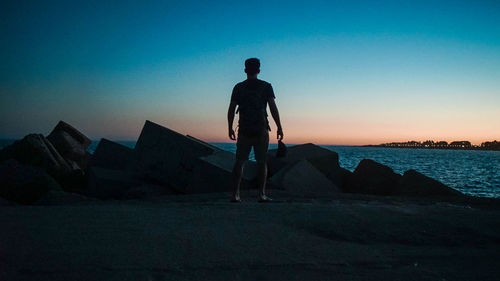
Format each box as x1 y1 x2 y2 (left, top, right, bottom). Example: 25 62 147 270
1 0 499 144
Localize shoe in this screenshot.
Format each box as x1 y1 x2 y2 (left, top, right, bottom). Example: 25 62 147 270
258 195 272 203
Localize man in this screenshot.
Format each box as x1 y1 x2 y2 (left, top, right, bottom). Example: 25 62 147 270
227 58 284 202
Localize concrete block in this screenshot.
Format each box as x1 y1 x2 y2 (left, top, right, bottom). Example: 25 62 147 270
89 138 133 170
269 159 340 196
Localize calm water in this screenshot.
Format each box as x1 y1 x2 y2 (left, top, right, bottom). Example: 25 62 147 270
2 139 499 198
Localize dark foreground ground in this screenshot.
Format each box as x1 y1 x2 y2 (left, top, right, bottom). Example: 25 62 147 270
1 191 500 281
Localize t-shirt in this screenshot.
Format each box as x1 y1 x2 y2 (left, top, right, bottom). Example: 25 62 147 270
231 79 275 135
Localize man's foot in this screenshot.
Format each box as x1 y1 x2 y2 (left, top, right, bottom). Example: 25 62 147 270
230 195 241 203
258 195 272 203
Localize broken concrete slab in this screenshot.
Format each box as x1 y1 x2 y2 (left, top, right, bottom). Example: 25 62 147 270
47 120 91 169
0 134 72 176
87 167 141 199
0 159 62 204
267 143 343 186
269 159 340 197
397 169 463 198
89 138 133 170
131 121 215 189
346 159 402 195
132 120 256 193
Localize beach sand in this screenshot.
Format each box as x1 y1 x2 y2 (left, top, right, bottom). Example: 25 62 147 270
1 191 500 281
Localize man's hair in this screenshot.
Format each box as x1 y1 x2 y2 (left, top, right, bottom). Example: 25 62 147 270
245 58 260 75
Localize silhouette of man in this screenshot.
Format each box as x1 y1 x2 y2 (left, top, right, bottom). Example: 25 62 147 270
227 58 284 202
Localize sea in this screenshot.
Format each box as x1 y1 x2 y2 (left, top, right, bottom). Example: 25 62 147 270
2 139 499 198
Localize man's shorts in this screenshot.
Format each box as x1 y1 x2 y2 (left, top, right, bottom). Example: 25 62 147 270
235 132 269 163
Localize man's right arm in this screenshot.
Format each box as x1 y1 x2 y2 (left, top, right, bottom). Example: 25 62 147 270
268 98 283 140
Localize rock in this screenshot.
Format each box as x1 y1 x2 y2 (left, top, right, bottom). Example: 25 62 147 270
132 121 214 187
87 167 140 199
132 120 255 193
35 190 95 205
269 159 340 196
347 159 402 195
267 143 343 186
397 169 463 197
0 159 61 204
0 134 72 176
89 138 133 170
47 120 91 170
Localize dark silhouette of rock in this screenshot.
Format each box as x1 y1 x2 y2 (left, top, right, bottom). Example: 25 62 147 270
87 167 141 199
269 159 340 196
89 138 133 170
132 121 215 188
47 120 91 170
347 159 402 195
267 143 344 187
35 190 94 205
397 169 463 197
0 134 72 176
0 159 61 204
132 120 255 193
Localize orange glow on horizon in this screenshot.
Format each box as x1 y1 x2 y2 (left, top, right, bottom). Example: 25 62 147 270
98 118 499 146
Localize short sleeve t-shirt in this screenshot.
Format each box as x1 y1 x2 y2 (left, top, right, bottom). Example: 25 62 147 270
230 79 275 134
230 79 275 105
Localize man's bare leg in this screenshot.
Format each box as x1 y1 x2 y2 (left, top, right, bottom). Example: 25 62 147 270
257 161 271 202
231 159 245 202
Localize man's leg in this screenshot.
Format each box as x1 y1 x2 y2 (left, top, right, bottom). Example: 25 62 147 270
256 160 269 201
231 159 245 202
232 135 251 202
254 133 271 202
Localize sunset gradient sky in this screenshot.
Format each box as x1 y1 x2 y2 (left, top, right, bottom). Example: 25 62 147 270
1 0 499 145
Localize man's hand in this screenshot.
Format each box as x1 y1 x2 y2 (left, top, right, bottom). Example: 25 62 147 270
277 127 284 141
229 128 236 140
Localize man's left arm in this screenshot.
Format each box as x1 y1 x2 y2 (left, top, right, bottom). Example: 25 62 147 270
268 98 283 140
227 101 237 140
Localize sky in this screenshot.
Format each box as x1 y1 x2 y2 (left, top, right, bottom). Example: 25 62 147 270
1 0 499 145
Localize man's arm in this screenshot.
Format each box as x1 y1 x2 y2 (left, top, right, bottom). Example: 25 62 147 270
227 101 237 140
268 98 284 140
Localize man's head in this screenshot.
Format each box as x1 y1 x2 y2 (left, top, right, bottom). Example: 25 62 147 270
244 58 260 76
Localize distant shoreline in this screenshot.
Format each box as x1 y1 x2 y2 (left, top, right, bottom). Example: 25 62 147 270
363 144 500 151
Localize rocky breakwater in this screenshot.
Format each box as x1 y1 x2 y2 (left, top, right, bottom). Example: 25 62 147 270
0 121 92 204
0 120 258 204
1 119 466 205
341 159 463 198
266 144 463 199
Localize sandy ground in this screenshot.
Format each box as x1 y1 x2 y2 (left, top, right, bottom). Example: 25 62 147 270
1 191 500 281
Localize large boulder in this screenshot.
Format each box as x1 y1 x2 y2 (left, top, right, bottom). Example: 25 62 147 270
132 120 215 187
47 121 91 170
397 169 463 197
346 159 402 195
132 120 255 193
185 150 256 193
0 159 61 204
269 159 340 196
0 134 72 176
87 167 141 199
267 143 344 186
89 138 133 170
